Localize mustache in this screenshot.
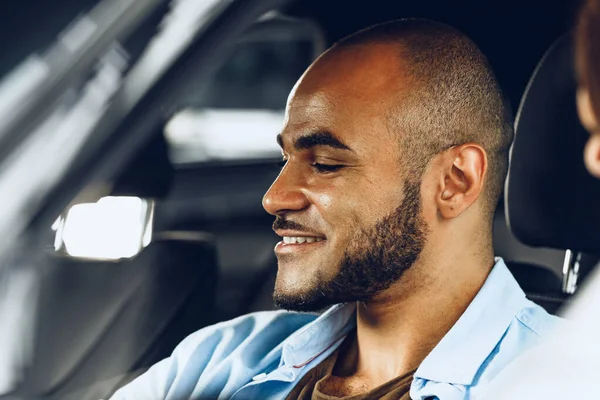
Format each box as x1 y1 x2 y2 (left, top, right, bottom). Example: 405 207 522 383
272 216 312 232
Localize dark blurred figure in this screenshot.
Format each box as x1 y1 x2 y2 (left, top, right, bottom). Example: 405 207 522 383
576 0 600 176
484 0 600 397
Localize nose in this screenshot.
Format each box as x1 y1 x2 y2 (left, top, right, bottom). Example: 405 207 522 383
262 163 310 216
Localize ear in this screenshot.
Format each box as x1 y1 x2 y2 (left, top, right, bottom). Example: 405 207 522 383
585 134 600 178
578 89 600 178
436 144 488 219
577 88 599 134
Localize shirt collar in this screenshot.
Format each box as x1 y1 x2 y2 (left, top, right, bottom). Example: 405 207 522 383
414 257 526 386
281 303 356 368
279 258 525 387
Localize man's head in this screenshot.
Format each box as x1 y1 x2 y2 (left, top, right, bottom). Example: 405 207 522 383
262 19 513 312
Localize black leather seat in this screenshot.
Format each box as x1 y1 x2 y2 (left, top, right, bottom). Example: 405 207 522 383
504 32 600 314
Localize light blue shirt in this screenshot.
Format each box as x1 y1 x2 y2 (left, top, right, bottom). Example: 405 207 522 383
110 258 561 400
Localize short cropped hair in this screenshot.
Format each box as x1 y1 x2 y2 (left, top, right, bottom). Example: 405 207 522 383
335 19 514 216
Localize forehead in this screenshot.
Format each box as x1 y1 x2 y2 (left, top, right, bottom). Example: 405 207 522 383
280 45 408 151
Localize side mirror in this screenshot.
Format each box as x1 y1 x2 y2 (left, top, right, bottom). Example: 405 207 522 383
53 196 154 260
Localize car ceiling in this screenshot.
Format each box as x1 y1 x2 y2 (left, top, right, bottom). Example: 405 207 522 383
0 0 579 112
285 0 581 112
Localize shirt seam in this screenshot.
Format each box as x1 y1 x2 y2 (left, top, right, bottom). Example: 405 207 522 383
515 314 542 336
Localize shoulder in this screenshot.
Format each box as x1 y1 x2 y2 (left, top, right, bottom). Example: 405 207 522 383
175 310 317 360
110 310 317 399
483 299 563 381
513 299 564 337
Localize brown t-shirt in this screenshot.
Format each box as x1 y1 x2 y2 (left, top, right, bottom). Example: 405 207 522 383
286 332 416 400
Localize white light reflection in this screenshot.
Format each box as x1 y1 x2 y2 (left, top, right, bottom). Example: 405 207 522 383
61 196 151 260
165 108 283 163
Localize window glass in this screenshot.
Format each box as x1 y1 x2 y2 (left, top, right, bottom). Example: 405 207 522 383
166 17 324 164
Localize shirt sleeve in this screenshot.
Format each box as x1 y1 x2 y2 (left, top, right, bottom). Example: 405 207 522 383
108 357 172 400
107 310 298 400
108 323 229 400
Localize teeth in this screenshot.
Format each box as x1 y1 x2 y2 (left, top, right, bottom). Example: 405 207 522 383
282 236 324 244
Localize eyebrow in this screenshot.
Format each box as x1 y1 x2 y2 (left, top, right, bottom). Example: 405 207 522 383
276 131 353 152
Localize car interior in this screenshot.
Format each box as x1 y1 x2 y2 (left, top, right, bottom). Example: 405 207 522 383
0 0 595 399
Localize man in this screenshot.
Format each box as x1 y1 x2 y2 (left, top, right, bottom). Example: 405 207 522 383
111 19 559 400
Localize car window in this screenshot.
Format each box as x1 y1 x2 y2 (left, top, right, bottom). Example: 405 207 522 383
0 1 242 394
165 15 325 164
48 14 324 262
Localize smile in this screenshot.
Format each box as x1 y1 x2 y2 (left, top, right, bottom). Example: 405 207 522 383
282 236 324 244
275 236 327 255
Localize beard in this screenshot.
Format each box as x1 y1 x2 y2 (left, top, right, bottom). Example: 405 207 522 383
273 180 428 312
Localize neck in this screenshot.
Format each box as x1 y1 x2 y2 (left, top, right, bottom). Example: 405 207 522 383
341 243 494 385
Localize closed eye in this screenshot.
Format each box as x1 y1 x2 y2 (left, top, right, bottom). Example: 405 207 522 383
312 163 345 173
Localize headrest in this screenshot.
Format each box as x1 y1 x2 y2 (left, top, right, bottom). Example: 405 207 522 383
505 33 600 255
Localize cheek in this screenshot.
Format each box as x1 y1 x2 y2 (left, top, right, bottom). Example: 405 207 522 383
306 184 368 243
417 174 440 222
315 193 332 209
309 179 403 233
312 191 363 232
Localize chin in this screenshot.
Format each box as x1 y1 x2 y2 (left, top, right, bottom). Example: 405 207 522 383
273 295 334 313
272 283 335 313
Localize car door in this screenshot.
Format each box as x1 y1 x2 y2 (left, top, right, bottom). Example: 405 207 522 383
0 0 298 398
